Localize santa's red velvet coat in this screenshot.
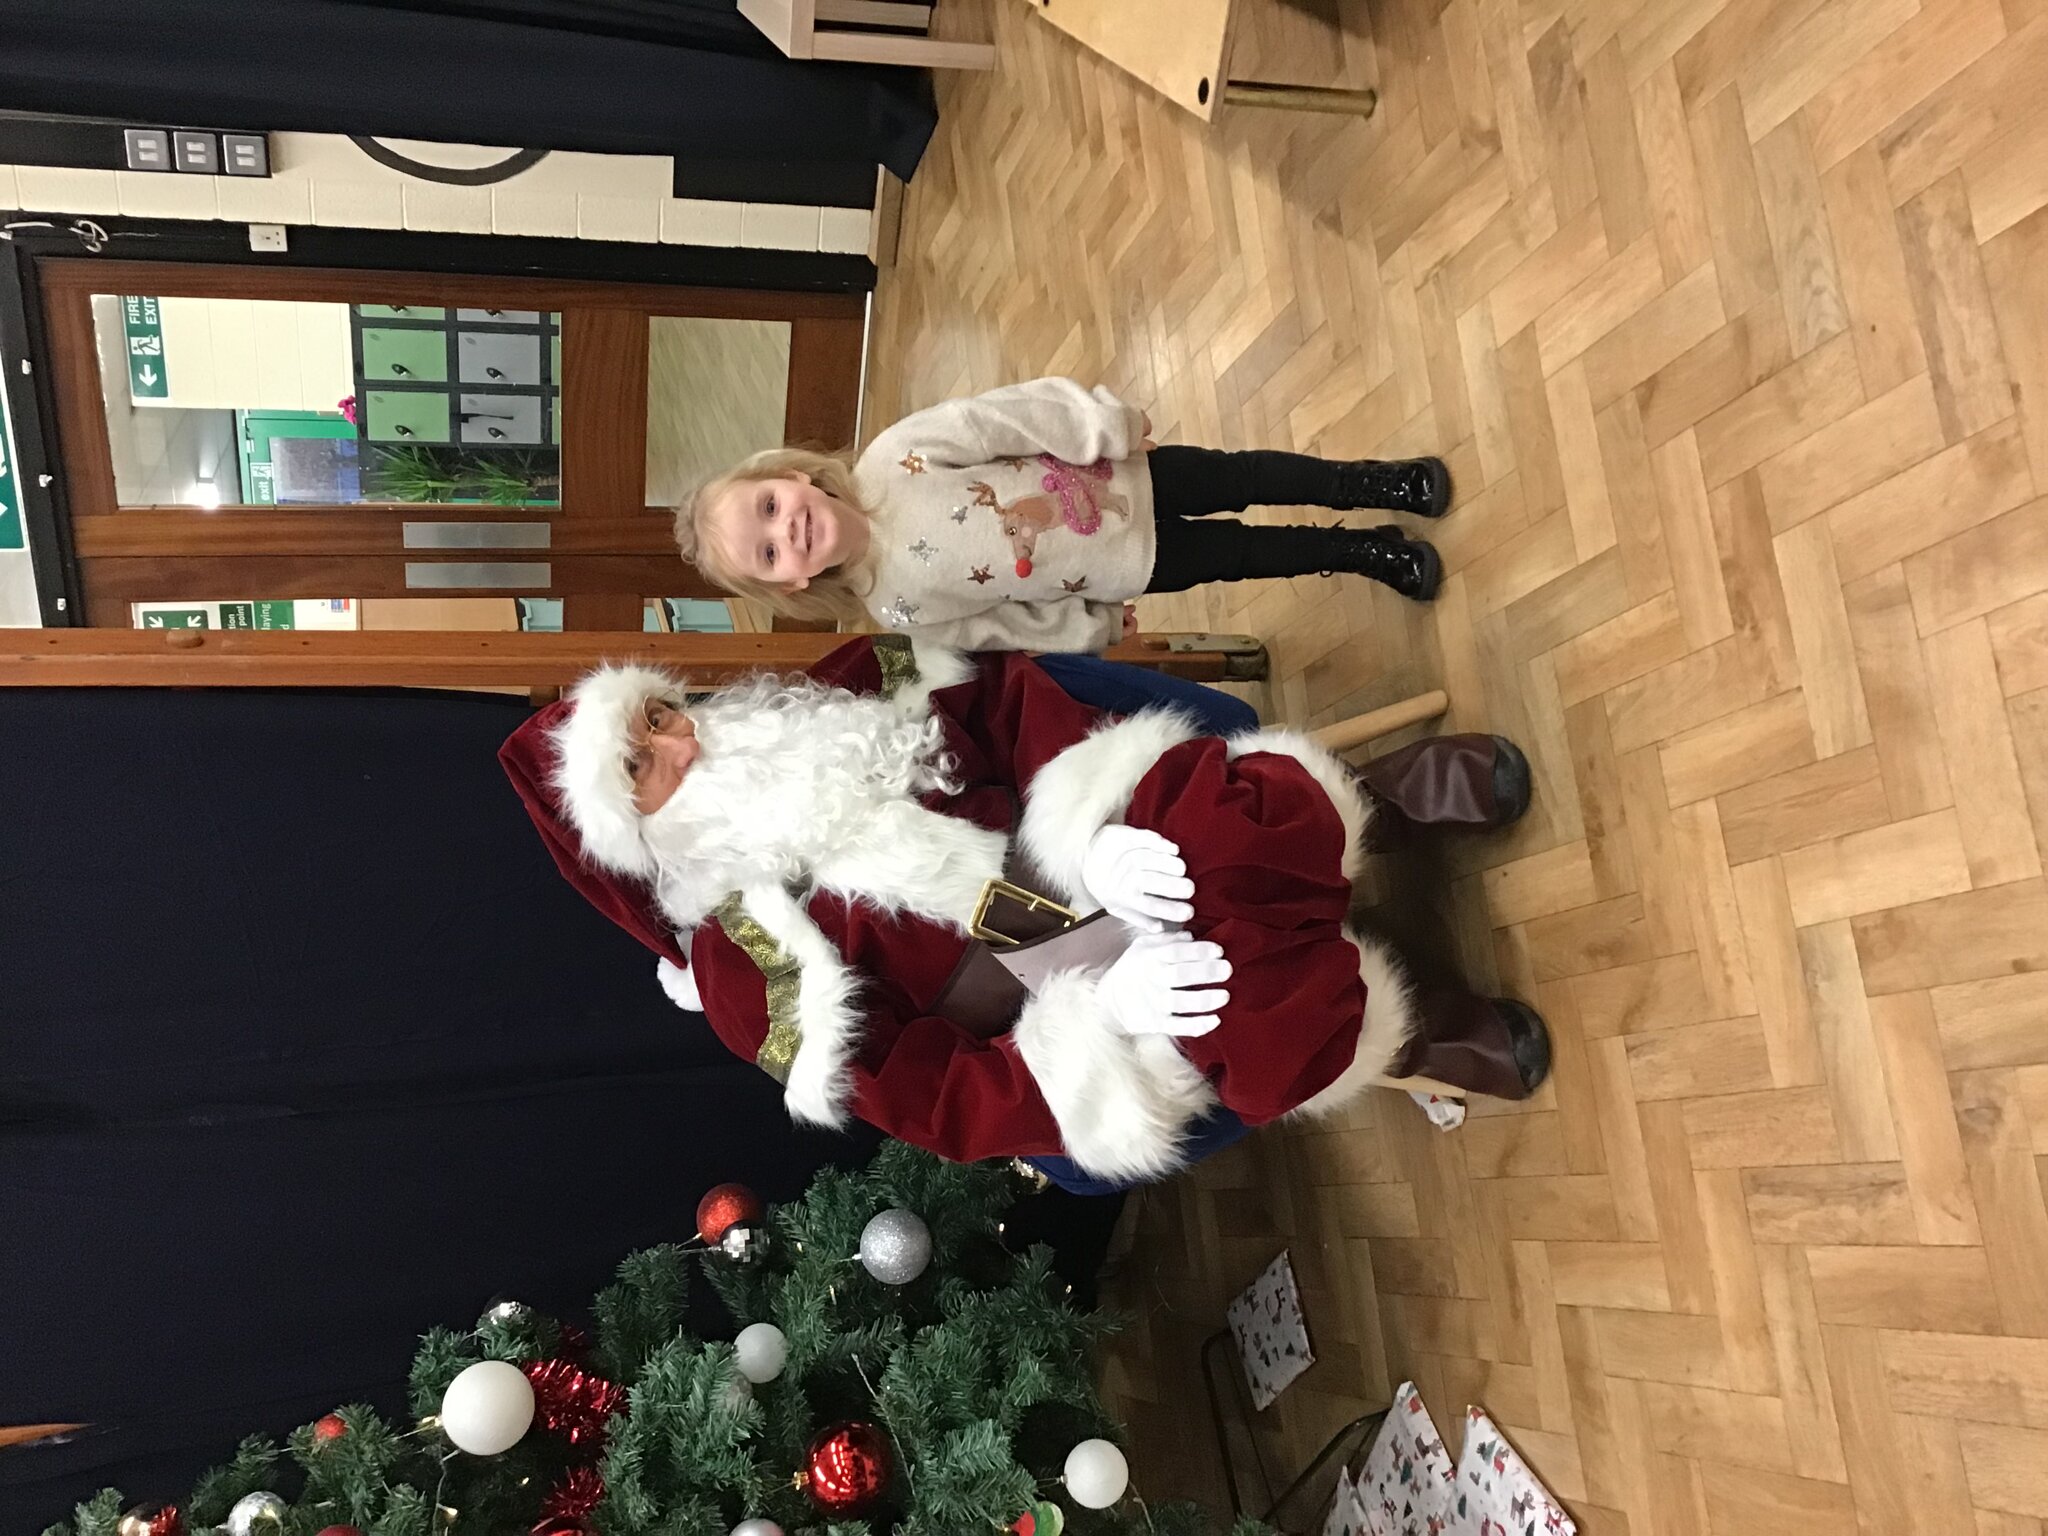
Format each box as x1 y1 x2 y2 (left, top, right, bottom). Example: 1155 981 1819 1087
501 636 1413 1181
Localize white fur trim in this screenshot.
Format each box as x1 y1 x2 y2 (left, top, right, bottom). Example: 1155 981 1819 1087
655 955 702 1012
812 798 1006 935
1018 711 1202 907
889 639 975 716
1009 969 1214 1182
737 883 864 1128
1288 929 1418 1119
551 663 679 880
1225 729 1374 881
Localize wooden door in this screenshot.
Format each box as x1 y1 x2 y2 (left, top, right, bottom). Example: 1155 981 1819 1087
40 260 865 629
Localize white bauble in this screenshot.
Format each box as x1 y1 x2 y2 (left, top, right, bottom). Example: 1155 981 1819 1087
1063 1438 1130 1509
733 1322 789 1384
732 1522 783 1536
439 1359 535 1455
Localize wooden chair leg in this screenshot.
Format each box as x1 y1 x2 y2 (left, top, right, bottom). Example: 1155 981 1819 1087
1308 688 1449 754
1220 81 1379 116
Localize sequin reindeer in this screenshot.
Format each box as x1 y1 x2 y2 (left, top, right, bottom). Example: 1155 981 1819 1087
969 454 1130 577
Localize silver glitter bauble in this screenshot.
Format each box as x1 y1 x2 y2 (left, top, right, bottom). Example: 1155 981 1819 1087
718 1222 770 1265
858 1208 932 1285
225 1491 288 1536
484 1298 532 1327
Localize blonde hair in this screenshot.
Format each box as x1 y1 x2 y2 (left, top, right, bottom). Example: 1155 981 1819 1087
676 446 879 626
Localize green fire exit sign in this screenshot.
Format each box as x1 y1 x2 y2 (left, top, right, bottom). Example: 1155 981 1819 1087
123 296 168 399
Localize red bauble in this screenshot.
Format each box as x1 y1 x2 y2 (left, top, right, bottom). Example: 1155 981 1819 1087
1013 1514 1036 1536
522 1358 628 1448
315 1528 365 1536
801 1421 893 1516
312 1413 348 1444
695 1183 764 1245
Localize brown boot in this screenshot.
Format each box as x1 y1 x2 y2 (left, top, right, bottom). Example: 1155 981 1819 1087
1356 734 1531 835
1389 988 1551 1101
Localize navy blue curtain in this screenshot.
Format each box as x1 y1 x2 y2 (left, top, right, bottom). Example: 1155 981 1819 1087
0 0 936 182
0 687 880 1528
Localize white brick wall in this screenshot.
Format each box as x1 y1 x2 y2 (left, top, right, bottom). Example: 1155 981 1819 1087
0 132 871 257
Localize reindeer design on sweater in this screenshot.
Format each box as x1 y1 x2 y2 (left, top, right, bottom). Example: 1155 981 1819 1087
968 455 1130 576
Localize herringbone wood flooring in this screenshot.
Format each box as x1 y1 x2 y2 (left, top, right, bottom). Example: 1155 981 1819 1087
866 0 2048 1528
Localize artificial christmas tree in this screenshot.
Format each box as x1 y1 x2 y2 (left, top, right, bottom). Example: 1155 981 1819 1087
41 1146 1260 1536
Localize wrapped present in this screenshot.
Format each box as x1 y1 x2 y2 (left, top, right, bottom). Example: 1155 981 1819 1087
1356 1384 1573 1536
1358 1381 1456 1536
1225 1251 1314 1410
1450 1407 1574 1536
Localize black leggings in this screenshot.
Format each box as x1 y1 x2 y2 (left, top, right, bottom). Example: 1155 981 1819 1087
1143 445 1364 594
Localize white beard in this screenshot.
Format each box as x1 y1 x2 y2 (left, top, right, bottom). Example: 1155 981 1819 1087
640 675 1003 932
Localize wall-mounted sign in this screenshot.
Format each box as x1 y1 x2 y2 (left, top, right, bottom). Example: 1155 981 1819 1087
122 296 169 400
133 599 358 631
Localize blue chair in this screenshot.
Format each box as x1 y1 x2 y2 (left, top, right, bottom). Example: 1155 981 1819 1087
1021 654 1256 1196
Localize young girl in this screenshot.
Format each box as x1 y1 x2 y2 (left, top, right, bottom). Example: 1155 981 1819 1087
675 377 1451 652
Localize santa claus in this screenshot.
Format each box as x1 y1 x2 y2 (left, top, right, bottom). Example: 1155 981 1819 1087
501 636 1551 1183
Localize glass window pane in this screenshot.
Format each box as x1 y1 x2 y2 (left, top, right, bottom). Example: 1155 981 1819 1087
92 295 562 508
645 317 790 509
131 599 359 630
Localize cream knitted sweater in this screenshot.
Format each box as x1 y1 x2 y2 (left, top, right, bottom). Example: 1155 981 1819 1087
850 378 1156 653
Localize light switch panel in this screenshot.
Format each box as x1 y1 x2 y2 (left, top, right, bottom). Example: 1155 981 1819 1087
123 128 173 172
222 134 269 177
173 131 220 174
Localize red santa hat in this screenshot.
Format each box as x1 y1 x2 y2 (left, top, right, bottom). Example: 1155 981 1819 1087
544 663 683 883
499 674 684 969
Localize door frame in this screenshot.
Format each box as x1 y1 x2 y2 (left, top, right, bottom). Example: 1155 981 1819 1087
0 210 875 627
42 260 863 625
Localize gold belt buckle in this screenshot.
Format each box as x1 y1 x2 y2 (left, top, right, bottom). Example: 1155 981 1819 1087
970 877 1078 945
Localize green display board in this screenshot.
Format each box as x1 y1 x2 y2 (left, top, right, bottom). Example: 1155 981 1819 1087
122 296 169 399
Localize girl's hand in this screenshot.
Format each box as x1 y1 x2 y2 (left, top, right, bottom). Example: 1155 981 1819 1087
1139 409 1152 438
1121 604 1140 640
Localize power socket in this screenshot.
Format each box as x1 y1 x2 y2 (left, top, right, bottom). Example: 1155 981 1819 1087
248 224 288 253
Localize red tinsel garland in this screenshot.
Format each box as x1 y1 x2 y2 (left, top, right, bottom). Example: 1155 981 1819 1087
520 1358 627 1449
541 1465 606 1521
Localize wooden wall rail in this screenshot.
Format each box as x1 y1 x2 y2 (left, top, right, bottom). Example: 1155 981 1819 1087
0 630 1261 689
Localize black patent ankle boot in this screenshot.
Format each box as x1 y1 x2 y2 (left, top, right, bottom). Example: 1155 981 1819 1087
1322 525 1442 601
1330 456 1452 517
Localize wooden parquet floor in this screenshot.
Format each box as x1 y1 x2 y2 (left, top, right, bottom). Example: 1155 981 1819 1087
865 0 2048 1528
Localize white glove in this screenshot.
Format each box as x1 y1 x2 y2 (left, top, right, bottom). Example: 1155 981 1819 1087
656 956 703 1011
1080 824 1196 934
1098 931 1232 1037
